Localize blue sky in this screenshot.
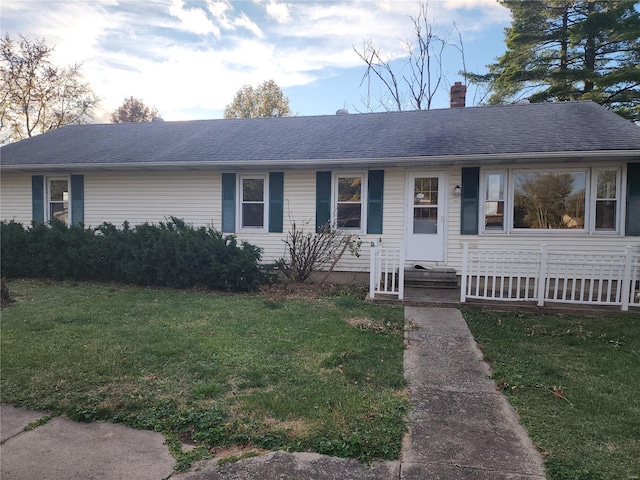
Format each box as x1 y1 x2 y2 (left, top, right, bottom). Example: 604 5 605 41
2 0 512 122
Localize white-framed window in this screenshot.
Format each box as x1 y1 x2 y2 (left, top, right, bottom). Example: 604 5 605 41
593 168 619 232
484 171 506 232
334 173 365 231
47 176 70 225
238 175 267 230
480 166 622 234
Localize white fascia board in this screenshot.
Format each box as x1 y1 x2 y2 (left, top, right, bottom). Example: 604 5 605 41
1 150 638 172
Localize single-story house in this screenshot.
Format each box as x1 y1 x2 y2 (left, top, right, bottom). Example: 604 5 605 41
1 100 639 291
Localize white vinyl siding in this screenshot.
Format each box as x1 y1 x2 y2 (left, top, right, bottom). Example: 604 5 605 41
84 171 221 228
2 163 636 276
0 172 32 225
236 169 406 273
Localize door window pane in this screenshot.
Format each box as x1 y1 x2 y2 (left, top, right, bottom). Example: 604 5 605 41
413 207 437 233
513 172 585 229
414 178 438 206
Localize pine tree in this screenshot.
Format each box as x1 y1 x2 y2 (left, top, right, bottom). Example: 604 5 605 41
471 1 640 121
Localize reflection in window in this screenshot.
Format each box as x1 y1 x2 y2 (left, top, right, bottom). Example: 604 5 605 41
337 176 362 229
595 170 617 230
484 173 504 230
513 172 586 229
413 177 438 234
49 179 69 224
241 178 264 228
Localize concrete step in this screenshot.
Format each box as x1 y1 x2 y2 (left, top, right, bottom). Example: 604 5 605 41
405 267 458 289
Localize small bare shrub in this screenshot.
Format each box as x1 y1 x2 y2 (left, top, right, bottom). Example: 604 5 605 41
276 221 361 283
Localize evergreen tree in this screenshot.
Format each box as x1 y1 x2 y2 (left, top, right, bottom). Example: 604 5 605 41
470 1 640 121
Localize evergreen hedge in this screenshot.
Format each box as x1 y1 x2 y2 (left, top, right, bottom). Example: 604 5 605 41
0 218 269 292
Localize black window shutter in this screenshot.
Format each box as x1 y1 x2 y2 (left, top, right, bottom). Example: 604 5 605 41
269 172 284 233
460 167 479 235
32 175 44 223
70 175 84 225
626 163 640 236
367 170 384 234
221 173 236 233
316 171 331 232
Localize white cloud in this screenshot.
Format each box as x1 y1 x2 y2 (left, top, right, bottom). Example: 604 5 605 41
169 0 221 36
234 12 264 38
2 0 510 121
265 0 291 24
206 0 235 31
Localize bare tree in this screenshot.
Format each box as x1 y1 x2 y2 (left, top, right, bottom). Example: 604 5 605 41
354 2 464 112
1 34 99 144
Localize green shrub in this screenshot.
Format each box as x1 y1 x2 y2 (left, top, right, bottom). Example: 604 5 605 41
0 218 268 292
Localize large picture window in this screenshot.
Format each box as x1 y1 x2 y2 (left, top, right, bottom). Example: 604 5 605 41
481 167 622 234
513 171 586 230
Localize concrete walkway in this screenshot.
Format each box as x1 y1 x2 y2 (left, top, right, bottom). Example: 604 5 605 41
401 306 545 479
0 307 546 479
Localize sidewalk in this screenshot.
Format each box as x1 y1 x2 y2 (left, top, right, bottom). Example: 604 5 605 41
0 307 545 479
400 306 545 479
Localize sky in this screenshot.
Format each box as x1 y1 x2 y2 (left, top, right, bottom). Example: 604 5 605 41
1 0 512 123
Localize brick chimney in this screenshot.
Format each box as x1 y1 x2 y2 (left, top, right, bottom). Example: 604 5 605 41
450 81 467 108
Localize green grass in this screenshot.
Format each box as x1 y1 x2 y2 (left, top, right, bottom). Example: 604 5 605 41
1 279 408 469
463 308 640 480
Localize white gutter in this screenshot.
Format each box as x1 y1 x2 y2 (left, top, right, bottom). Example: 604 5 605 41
1 150 638 172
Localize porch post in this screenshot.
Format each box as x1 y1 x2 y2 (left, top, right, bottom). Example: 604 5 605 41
621 246 633 311
460 243 469 303
369 246 377 299
537 244 548 307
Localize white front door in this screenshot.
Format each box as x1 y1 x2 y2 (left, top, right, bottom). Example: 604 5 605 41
406 172 446 262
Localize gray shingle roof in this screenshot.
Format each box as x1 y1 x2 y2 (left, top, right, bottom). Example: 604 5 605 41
2 101 639 170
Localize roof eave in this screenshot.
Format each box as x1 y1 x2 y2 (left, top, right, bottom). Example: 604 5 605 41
1 150 638 172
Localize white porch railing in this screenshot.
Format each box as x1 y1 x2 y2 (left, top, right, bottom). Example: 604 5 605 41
461 243 640 311
369 246 405 300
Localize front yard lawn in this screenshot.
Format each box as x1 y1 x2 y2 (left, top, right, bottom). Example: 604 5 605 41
463 308 640 480
1 280 408 469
